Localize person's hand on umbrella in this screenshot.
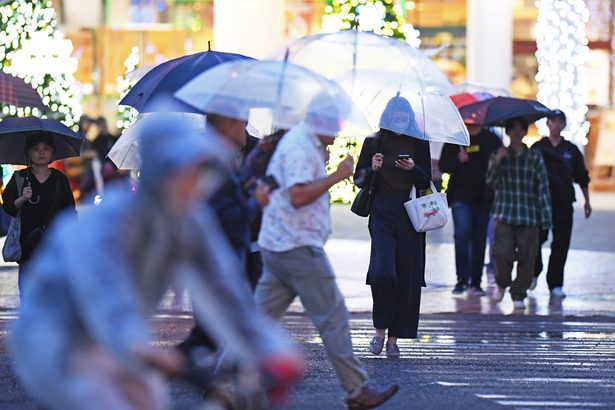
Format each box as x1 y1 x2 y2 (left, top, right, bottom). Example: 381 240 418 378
14 183 33 209
458 147 469 163
372 153 383 171
395 157 415 171
22 184 32 200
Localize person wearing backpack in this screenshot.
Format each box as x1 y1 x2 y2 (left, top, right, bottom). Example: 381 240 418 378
531 109 591 299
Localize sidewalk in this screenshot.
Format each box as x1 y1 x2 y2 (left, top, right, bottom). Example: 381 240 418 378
1 193 614 316
324 191 615 317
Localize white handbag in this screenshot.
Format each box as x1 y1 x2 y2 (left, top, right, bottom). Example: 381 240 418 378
404 181 449 232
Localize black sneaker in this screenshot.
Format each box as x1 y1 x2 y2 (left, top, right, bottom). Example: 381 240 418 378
469 286 486 296
452 282 467 295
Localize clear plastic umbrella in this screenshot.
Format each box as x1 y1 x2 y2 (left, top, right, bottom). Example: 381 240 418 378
333 68 468 145
267 30 468 145
268 30 452 93
108 112 206 170
174 60 371 137
108 113 262 170
450 82 511 97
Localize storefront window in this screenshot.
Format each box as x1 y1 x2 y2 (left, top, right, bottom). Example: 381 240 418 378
409 0 467 83
286 0 322 39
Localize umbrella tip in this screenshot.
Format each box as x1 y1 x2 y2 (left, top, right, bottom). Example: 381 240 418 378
208 41 211 51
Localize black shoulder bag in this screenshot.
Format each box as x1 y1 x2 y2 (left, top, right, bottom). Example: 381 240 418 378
350 138 384 217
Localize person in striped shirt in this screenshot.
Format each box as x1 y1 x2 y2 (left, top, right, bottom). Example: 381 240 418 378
486 117 552 309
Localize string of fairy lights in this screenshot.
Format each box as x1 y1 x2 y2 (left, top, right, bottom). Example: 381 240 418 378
535 0 590 146
0 0 598 199
322 0 421 47
116 46 140 132
0 0 81 127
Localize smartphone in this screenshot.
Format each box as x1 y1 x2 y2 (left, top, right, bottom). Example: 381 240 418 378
261 175 280 191
397 154 410 160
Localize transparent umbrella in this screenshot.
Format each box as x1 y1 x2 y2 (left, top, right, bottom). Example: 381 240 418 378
174 59 371 137
267 30 468 144
336 69 468 145
108 112 206 170
268 30 452 93
450 82 511 97
109 112 262 170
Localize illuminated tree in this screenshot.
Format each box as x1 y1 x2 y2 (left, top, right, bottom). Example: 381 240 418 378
116 47 140 132
322 0 420 47
535 0 589 146
0 0 81 126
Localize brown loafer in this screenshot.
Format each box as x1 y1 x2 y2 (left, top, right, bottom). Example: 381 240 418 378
346 385 399 409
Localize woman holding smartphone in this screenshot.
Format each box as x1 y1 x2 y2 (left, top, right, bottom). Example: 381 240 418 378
353 96 431 357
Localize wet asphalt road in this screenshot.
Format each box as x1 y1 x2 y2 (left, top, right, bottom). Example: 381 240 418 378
1 312 615 409
0 193 614 409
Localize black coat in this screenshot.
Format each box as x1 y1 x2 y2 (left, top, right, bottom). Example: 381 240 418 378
439 129 502 206
531 137 590 207
2 168 76 263
354 131 431 193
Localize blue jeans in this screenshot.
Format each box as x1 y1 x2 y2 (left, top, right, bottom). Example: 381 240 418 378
451 202 490 287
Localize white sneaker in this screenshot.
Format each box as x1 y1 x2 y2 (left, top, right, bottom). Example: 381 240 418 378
513 300 525 309
493 287 506 302
550 287 566 299
529 277 537 291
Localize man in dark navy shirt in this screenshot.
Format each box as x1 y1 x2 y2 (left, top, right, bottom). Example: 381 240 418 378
531 109 591 299
177 112 270 356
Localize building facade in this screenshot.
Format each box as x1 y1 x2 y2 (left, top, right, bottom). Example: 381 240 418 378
48 0 615 187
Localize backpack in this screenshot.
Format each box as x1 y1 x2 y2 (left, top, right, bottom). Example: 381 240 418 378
239 129 287 192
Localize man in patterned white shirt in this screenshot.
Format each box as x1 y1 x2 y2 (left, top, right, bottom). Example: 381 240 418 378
255 108 399 409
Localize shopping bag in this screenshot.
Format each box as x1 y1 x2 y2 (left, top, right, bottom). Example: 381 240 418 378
2 210 21 262
403 181 448 232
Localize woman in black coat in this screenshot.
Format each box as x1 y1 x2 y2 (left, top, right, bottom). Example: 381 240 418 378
354 96 431 357
2 134 76 296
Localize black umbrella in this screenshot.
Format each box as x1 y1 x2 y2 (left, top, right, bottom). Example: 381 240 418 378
0 116 83 165
119 47 253 113
458 96 552 126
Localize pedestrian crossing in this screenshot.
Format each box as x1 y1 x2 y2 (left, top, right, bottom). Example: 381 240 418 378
284 313 615 409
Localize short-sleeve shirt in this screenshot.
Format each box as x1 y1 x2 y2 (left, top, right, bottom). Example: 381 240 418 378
258 123 331 252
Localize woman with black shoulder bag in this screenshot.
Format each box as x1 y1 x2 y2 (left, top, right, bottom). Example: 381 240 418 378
352 96 431 357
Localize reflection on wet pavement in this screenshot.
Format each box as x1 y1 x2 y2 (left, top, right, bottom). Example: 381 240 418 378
285 312 615 409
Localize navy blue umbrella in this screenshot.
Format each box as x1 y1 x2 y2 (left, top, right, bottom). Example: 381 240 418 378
459 96 552 126
119 47 254 113
0 116 83 165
